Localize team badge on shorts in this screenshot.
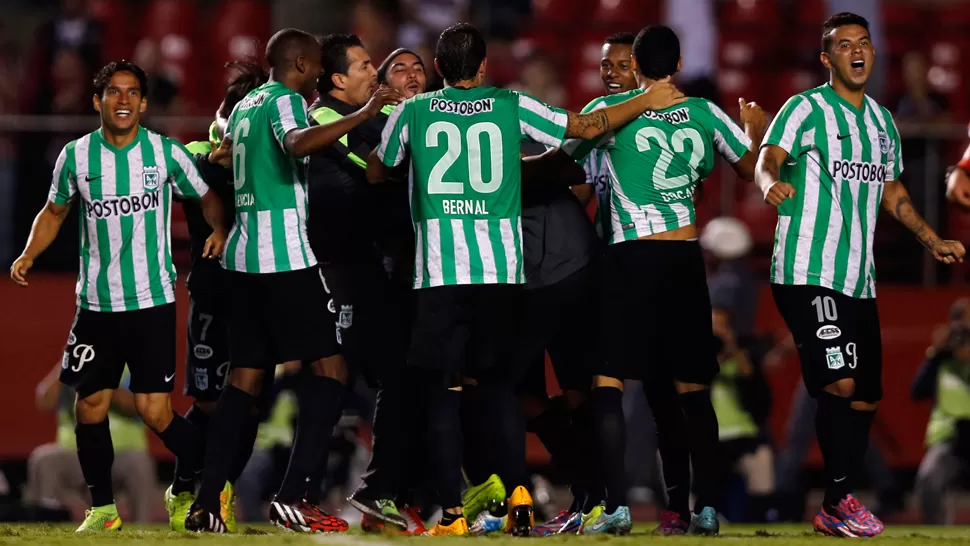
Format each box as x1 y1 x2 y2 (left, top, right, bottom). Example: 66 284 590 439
826 346 846 370
337 305 353 329
143 165 159 191
195 369 209 391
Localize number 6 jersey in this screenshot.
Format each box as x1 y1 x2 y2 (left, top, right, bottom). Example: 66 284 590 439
378 87 568 288
565 90 751 243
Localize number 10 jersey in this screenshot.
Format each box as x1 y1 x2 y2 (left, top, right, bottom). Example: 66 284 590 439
378 86 568 288
565 92 751 243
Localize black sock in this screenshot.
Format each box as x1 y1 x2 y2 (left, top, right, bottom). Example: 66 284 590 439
480 381 527 492
679 389 720 512
847 408 875 484
197 385 254 513
228 414 260 484
572 400 603 512
157 414 200 481
816 392 853 508
527 397 575 483
439 510 459 526
76 419 115 507
172 405 209 494
460 384 489 486
427 383 463 510
358 381 408 500
276 375 344 504
592 386 627 512
644 382 691 521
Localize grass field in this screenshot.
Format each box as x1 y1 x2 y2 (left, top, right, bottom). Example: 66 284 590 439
3 524 970 545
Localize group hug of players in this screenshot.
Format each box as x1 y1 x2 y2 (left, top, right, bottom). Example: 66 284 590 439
9 10 968 539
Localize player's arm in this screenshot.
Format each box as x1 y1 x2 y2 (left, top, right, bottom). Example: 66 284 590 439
727 98 768 181
11 147 75 287
369 101 410 184
754 95 813 206
283 87 403 159
881 180 965 264
946 138 970 209
755 145 796 206
563 82 686 140
169 141 228 258
35 362 64 413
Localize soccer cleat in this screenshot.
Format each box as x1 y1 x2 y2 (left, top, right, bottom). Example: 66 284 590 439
462 473 506 523
654 510 689 535
401 505 428 535
813 508 859 538
827 495 883 537
579 505 632 535
164 485 195 531
558 510 584 534
269 499 349 533
75 504 122 532
688 506 720 536
578 504 604 534
428 516 469 536
185 505 228 533
220 482 237 533
505 485 535 536
533 509 572 536
347 494 407 531
470 511 506 535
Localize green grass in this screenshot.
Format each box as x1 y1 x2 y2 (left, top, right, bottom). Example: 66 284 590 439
2 524 970 545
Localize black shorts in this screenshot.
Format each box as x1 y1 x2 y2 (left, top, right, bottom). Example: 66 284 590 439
59 304 176 397
227 267 340 371
518 264 597 395
184 294 231 402
771 284 882 402
408 284 523 379
599 240 719 385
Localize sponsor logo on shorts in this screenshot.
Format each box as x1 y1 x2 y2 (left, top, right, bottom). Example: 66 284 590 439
816 325 842 340
337 305 353 329
826 346 845 370
67 332 77 345
71 344 96 372
195 369 209 391
194 344 214 360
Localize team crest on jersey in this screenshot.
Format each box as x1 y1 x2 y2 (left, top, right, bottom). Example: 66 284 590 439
826 346 846 370
878 131 890 154
143 165 159 191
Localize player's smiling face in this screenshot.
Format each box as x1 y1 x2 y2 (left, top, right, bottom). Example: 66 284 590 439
386 53 426 98
822 24 874 91
94 71 146 134
339 46 379 106
601 43 637 95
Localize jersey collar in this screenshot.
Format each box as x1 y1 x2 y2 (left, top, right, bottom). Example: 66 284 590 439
822 82 867 116
95 125 143 154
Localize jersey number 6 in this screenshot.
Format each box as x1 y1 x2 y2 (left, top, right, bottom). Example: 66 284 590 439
426 121 504 195
635 127 705 190
231 118 252 191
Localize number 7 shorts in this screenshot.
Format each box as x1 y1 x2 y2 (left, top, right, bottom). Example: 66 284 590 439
770 284 882 403
185 294 231 402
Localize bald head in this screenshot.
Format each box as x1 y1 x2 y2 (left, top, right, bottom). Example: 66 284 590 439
265 28 322 100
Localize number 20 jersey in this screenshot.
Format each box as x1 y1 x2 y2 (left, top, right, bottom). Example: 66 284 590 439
378 86 568 288
566 91 751 243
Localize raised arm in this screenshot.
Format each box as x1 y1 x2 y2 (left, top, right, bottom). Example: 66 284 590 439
564 82 685 140
284 87 402 158
729 98 768 181
946 140 970 209
882 180 965 264
755 144 797 206
10 200 72 287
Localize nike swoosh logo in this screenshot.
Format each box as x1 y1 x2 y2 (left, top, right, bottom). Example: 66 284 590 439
104 517 119 528
834 476 846 482
164 373 176 382
836 134 850 140
85 175 102 181
589 520 608 531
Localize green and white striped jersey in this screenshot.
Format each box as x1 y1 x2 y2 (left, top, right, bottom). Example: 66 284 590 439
223 81 315 274
583 150 611 240
764 83 903 298
378 86 568 288
566 91 751 243
48 127 208 312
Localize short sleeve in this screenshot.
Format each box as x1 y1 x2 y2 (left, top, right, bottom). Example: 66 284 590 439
562 98 610 162
516 92 568 148
706 100 752 163
167 139 209 199
270 92 310 152
763 95 813 156
48 144 76 205
886 112 904 180
378 101 411 168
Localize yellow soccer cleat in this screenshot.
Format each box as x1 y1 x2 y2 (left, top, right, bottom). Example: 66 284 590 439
462 473 506 523
505 485 535 536
76 504 122 532
164 485 196 531
428 516 469 536
220 481 237 533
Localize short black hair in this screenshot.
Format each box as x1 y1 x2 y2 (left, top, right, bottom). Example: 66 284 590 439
318 34 364 93
93 60 148 97
605 32 636 46
435 23 487 84
219 61 268 119
821 12 870 53
632 25 680 80
265 28 319 69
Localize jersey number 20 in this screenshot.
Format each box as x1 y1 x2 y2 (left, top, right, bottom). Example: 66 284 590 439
635 127 705 190
426 121 504 195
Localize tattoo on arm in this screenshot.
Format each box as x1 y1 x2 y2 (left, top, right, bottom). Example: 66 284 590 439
894 195 938 249
566 110 609 139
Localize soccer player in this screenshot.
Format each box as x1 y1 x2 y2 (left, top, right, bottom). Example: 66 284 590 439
756 13 965 538
164 61 269 532
946 125 970 209
368 22 685 536
184 29 402 533
565 25 767 535
9 60 228 532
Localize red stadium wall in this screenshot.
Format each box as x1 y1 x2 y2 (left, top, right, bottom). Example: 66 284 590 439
0 274 962 469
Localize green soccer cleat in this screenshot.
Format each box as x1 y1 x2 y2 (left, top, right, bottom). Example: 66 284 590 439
688 506 720 536
76 503 122 532
165 485 196 531
220 481 237 533
462 474 506 524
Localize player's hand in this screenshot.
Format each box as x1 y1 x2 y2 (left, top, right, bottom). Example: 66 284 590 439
203 228 227 260
363 86 405 119
929 239 966 265
764 181 796 206
946 167 970 210
208 138 232 167
739 97 767 137
10 254 33 287
641 81 686 111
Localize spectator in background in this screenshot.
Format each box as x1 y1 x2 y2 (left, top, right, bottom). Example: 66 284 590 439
701 217 757 338
0 26 20 265
509 54 565 107
132 39 182 116
913 299 970 525
24 363 154 523
665 0 719 104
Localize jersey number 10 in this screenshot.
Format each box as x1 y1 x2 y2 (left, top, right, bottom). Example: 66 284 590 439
426 121 504 195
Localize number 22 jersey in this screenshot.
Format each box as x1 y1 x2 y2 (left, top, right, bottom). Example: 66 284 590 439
378 86 568 288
